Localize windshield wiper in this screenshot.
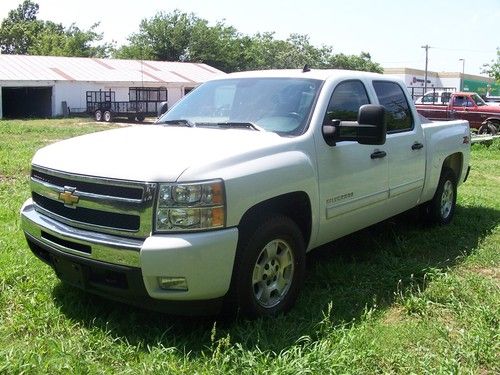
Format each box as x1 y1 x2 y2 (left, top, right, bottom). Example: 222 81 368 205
206 122 264 131
159 119 195 127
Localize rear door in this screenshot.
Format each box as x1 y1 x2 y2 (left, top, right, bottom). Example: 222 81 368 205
373 81 426 213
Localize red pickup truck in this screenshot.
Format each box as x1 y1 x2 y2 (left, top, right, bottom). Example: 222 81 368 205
415 92 500 134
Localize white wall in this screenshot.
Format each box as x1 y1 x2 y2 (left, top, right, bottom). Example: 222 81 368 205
1 80 196 118
438 78 461 90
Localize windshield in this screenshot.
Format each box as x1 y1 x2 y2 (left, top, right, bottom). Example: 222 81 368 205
157 78 322 136
472 93 486 106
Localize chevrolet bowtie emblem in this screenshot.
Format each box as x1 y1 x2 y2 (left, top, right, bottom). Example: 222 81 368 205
59 187 79 208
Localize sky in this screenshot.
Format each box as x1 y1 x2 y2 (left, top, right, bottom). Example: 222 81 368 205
0 0 499 76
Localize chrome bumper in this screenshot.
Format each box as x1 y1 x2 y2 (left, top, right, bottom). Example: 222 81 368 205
21 199 142 268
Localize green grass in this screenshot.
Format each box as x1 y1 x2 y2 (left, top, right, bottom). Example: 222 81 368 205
1 119 498 374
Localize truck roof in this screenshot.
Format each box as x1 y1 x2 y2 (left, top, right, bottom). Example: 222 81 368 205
219 68 387 82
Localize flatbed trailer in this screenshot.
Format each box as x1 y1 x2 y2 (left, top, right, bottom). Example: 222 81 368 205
86 87 168 122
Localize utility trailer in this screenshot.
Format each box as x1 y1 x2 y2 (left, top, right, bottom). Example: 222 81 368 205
86 87 168 122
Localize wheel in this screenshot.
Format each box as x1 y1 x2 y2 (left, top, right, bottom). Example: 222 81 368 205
478 122 497 135
232 215 305 318
423 167 457 225
94 110 102 122
136 115 145 122
103 110 113 122
159 102 168 116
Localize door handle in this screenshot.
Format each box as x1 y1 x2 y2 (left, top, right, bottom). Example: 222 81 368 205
412 142 424 150
370 150 387 159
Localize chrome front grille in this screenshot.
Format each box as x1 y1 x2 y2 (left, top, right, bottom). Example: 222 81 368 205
30 166 156 239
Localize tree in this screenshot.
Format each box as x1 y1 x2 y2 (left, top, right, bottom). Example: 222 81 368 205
114 10 383 73
482 48 500 82
0 0 111 57
115 10 198 61
0 0 43 54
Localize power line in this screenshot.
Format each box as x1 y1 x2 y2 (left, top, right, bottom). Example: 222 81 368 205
432 47 494 54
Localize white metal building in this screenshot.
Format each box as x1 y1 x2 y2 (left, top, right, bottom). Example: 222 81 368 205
0 55 225 119
384 67 499 96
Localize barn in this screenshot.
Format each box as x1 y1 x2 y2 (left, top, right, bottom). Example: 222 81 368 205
0 54 225 119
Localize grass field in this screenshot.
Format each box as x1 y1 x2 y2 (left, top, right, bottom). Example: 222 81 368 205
0 119 498 374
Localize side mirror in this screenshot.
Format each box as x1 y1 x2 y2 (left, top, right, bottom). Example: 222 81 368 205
322 104 386 146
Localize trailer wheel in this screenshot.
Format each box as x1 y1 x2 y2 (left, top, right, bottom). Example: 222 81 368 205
136 115 145 122
103 110 113 122
94 110 103 122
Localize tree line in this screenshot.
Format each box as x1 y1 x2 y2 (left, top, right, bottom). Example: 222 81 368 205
1 1 499 79
0 1 382 73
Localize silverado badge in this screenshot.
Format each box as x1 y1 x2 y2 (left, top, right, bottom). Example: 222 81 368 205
59 187 79 208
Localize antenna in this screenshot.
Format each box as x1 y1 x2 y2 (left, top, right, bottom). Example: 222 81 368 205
302 64 311 73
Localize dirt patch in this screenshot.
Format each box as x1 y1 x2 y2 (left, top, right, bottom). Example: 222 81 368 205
470 267 500 283
381 307 405 325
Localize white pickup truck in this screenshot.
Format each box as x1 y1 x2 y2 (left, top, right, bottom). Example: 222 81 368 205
21 69 471 318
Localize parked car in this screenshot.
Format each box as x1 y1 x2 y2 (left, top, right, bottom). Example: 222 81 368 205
414 90 453 105
21 69 471 318
415 92 500 134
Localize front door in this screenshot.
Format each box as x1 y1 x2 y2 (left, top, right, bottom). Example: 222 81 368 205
315 80 389 246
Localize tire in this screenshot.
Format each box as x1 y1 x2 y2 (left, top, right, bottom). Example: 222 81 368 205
158 102 168 116
136 115 145 122
103 110 113 122
94 110 102 122
478 122 497 135
232 215 305 318
424 167 457 225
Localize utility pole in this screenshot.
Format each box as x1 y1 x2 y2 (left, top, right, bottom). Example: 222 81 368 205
459 58 465 91
421 45 431 94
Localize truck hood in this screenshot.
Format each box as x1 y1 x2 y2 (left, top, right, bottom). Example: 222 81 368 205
32 125 288 181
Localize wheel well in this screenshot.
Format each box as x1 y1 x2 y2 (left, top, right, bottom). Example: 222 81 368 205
237 192 312 248
442 153 463 181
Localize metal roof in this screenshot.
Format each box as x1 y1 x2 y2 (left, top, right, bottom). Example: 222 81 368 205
0 54 225 84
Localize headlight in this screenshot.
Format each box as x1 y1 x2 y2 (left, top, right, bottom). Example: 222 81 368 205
155 180 225 232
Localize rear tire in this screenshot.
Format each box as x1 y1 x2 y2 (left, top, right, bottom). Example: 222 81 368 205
232 215 305 319
136 115 145 122
423 167 457 225
103 110 113 122
94 110 102 122
478 122 497 135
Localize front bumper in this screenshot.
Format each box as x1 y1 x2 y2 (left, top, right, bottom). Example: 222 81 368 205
21 199 239 312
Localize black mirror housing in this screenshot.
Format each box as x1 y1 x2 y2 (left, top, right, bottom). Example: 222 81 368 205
356 104 386 145
322 104 386 146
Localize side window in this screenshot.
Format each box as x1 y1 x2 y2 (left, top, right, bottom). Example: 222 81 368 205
373 81 413 133
452 95 467 107
323 80 370 124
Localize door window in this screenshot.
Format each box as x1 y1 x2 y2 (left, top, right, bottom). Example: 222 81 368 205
373 81 414 133
323 80 370 124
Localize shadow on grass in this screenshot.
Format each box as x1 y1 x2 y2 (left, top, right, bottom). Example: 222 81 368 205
52 204 500 354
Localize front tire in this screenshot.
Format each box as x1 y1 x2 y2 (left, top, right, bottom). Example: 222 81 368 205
233 215 305 318
425 167 457 225
94 110 102 122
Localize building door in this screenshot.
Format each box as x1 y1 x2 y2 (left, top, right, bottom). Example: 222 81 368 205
2 87 52 118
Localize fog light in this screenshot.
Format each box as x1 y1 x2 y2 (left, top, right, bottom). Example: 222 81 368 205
157 276 188 291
